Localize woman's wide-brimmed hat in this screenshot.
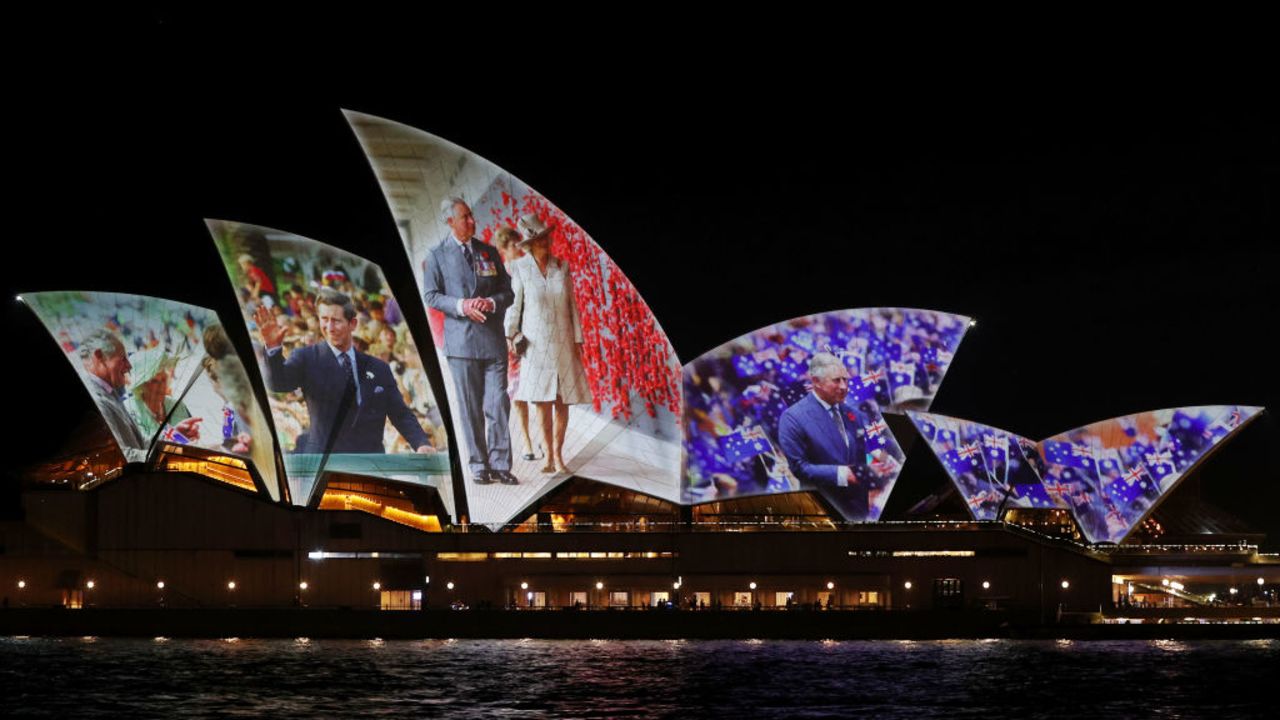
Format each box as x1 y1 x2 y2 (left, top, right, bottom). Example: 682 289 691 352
516 213 554 245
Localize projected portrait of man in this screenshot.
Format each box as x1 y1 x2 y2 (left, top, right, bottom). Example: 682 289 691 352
422 197 518 486
79 328 147 459
777 352 874 520
255 287 433 455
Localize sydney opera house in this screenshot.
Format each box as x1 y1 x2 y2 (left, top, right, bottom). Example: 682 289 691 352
3 112 1275 631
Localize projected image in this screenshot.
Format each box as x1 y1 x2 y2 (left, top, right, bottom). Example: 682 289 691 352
23 291 280 499
907 412 1061 520
684 350 905 522
698 308 969 416
208 220 450 507
347 111 683 525
1039 405 1263 543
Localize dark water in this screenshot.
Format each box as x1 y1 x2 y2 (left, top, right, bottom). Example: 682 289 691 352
2 637 1278 718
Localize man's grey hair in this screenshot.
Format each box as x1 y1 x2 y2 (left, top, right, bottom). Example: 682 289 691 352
440 196 469 222
806 352 847 380
79 329 125 361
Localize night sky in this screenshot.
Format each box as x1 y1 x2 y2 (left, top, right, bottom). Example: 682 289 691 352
7 18 1278 538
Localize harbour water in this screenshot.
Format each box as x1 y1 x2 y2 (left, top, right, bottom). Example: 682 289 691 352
3 637 1277 718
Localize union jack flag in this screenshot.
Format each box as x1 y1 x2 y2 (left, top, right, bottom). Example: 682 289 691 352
1123 465 1146 485
865 419 888 438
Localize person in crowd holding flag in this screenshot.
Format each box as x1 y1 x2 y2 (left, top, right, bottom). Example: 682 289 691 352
505 213 593 475
255 288 433 456
777 352 875 520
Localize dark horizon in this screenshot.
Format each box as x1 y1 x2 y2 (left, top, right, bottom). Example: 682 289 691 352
8 22 1278 538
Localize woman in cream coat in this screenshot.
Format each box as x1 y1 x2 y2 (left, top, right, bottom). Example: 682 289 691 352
504 214 593 474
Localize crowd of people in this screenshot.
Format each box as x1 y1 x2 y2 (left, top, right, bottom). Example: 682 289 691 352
1037 407 1254 543
909 413 1057 520
231 246 443 455
682 308 961 518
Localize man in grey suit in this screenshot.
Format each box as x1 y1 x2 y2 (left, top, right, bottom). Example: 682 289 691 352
423 197 518 485
79 329 148 462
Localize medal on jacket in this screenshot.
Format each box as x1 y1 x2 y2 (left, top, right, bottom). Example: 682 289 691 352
475 255 498 277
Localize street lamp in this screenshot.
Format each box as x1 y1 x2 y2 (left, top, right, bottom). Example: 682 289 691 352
85 580 95 590
372 581 382 591
446 581 455 590
156 580 165 590
1061 580 1070 590
227 580 237 591
299 581 308 591
982 581 991 590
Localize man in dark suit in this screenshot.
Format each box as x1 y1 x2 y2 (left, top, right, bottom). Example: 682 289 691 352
255 288 432 455
422 197 518 485
777 352 872 521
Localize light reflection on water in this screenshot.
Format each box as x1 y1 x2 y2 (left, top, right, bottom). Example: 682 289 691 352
2 638 1278 719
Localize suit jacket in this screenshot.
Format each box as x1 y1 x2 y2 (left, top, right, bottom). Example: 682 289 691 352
87 375 147 462
422 237 513 360
265 343 430 454
777 393 870 520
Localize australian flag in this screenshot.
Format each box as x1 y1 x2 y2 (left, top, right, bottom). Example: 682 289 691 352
732 354 762 378
778 356 805 383
1013 482 1056 508
1143 448 1176 483
936 427 958 448
864 417 891 450
888 360 916 390
720 426 772 464
913 415 938 443
1105 475 1144 507
851 368 885 403
1203 407 1245 441
790 329 817 352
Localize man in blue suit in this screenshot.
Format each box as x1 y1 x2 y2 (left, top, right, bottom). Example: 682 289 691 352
777 352 872 521
255 289 433 455
422 197 518 485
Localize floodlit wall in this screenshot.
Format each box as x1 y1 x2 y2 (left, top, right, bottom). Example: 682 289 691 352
907 412 1062 520
681 308 969 521
1037 406 1264 544
207 220 452 514
23 291 281 500
347 111 683 525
